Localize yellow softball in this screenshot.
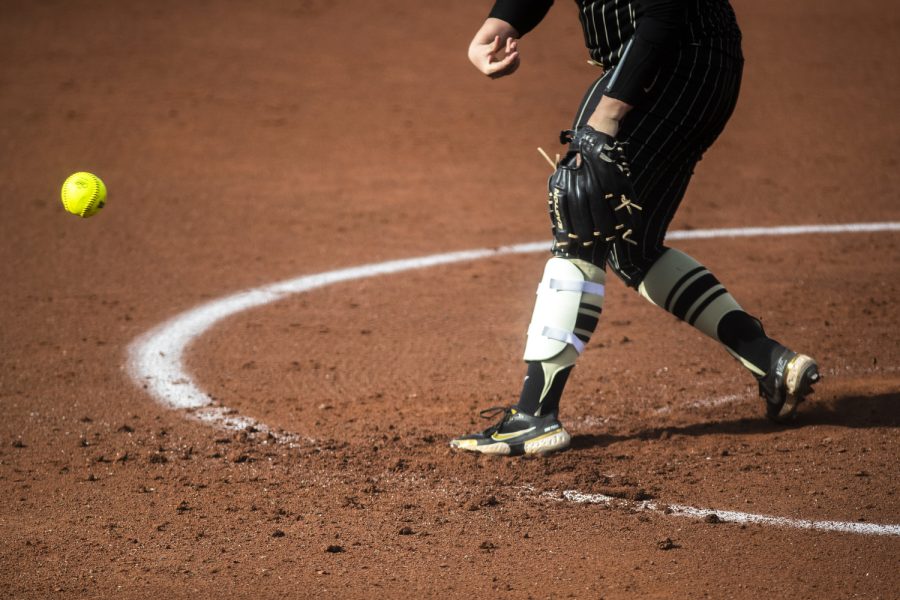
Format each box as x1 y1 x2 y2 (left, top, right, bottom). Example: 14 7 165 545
61 172 107 218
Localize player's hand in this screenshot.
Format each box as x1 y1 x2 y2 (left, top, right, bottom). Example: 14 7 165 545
469 35 519 78
468 19 520 79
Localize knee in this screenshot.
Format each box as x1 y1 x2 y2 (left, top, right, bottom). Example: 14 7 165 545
606 244 666 289
607 260 645 289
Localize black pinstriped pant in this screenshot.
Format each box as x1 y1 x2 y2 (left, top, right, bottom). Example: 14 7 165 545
570 37 744 286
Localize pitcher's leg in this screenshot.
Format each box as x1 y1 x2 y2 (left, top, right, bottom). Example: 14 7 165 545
450 257 605 455
633 246 819 420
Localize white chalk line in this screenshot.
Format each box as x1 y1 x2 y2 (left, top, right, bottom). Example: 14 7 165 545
126 221 900 537
555 490 900 537
652 392 748 415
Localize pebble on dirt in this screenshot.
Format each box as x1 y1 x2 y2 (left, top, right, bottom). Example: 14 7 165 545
149 453 168 464
657 538 679 550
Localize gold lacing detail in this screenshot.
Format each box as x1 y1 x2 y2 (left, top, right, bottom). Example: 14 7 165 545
614 194 642 215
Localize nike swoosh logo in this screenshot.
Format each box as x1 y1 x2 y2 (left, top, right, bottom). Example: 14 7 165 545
643 71 661 93
492 427 536 442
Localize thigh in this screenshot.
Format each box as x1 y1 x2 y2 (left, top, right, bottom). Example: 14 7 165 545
607 157 696 285
567 46 742 280
601 44 742 282
624 43 743 184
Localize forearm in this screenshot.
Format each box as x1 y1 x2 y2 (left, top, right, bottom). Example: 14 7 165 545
589 0 685 134
603 0 685 107
472 17 519 46
587 96 633 137
488 0 553 37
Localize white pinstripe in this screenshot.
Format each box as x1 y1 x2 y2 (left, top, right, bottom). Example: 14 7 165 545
581 4 600 46
704 40 740 143
698 0 709 38
612 43 686 136
614 0 625 59
631 46 729 267
631 48 704 165
574 37 686 132
633 45 720 209
637 161 694 266
687 0 697 42
687 42 725 148
600 2 611 64
651 45 733 191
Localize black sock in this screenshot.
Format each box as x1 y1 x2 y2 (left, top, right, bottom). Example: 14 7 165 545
717 311 784 376
516 361 573 417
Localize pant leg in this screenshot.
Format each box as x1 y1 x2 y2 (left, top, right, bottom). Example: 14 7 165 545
517 39 775 419
565 40 783 377
572 40 744 284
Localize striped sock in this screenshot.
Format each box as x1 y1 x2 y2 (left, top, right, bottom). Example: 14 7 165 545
638 248 778 376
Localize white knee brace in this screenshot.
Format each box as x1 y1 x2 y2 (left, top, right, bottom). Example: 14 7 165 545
523 257 606 361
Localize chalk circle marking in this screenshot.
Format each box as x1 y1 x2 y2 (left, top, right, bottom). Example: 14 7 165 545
127 221 900 537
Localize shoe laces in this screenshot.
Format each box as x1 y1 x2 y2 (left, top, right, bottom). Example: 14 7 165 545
478 406 514 435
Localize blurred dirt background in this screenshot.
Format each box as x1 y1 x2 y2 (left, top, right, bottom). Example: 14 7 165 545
1 0 898 597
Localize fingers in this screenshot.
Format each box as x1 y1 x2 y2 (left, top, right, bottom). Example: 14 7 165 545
468 35 520 78
490 37 519 78
486 51 519 78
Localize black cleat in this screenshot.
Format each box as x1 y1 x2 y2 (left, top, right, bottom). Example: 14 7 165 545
450 407 571 456
758 349 820 423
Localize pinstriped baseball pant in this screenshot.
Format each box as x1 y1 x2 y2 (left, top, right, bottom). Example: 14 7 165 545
516 36 785 418
571 37 744 285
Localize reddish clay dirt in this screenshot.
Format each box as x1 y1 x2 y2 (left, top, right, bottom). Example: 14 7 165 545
2 0 899 597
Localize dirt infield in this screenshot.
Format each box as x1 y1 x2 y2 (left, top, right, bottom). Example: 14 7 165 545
2 0 899 597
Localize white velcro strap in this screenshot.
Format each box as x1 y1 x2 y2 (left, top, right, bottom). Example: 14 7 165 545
524 257 605 362
548 278 605 296
538 326 586 354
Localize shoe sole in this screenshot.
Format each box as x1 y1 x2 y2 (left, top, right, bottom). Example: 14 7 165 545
772 354 820 422
523 429 571 455
450 429 571 456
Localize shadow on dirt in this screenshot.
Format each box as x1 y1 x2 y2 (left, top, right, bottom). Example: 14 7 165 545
804 391 900 428
570 391 899 450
